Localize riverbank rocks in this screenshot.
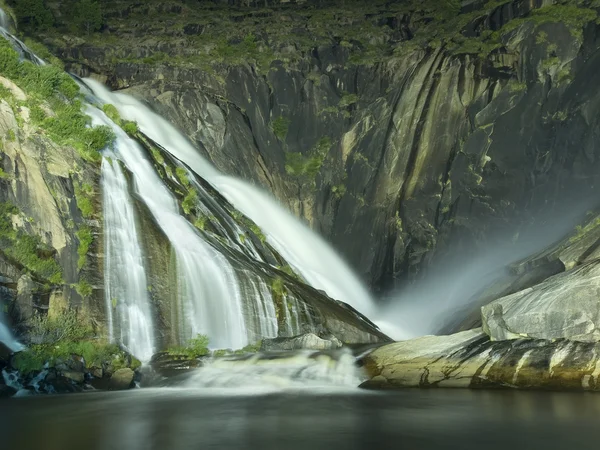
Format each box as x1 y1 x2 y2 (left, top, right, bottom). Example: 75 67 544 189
108 368 134 390
260 333 343 351
360 329 600 391
482 260 600 342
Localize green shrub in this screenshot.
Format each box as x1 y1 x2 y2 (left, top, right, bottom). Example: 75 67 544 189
271 116 291 141
182 189 198 214
0 202 63 284
175 167 190 187
339 93 359 108
0 39 114 161
75 280 93 297
285 137 331 179
167 334 210 358
13 0 54 31
76 225 93 270
74 182 95 218
122 121 138 135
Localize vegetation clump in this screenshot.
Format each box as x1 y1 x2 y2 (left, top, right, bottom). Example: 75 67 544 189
0 38 114 162
0 202 63 284
271 116 291 141
167 334 211 358
285 136 332 180
11 309 118 374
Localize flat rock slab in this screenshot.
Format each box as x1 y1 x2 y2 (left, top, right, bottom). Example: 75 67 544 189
482 261 600 342
360 329 600 390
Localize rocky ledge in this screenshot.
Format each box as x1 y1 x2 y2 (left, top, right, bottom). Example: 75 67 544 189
359 329 600 391
0 342 141 397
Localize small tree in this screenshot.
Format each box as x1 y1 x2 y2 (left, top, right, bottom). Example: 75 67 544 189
14 0 53 30
71 0 103 36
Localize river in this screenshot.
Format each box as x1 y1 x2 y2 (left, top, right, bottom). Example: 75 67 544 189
1 388 599 449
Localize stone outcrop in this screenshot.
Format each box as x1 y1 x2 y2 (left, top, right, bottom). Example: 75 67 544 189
482 260 600 342
360 329 600 391
260 333 342 351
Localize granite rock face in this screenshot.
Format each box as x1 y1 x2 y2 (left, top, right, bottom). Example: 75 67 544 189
360 329 600 391
482 260 600 342
52 0 600 293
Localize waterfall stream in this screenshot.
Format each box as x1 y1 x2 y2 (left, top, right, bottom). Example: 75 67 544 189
82 79 376 319
101 156 155 362
87 107 254 350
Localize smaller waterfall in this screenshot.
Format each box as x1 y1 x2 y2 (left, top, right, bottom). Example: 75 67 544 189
102 156 155 362
184 350 364 389
0 319 23 353
87 106 249 350
0 8 10 30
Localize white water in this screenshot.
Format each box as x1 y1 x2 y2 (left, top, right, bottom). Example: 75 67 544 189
0 319 23 352
87 107 249 350
82 79 376 319
102 157 155 362
0 8 9 30
184 350 363 389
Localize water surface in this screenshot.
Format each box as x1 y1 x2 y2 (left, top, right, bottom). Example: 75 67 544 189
1 388 598 449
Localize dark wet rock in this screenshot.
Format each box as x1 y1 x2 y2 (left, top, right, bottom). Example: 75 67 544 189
360 329 600 391
108 368 135 390
0 384 16 398
149 352 203 378
0 342 12 367
61 371 85 384
261 333 342 351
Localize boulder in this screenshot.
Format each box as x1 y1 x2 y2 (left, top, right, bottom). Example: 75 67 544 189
482 261 600 342
108 368 135 390
260 333 343 351
360 329 600 391
61 371 85 384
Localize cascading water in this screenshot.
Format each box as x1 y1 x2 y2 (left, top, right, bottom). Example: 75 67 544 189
0 319 23 352
101 156 155 362
87 106 250 350
183 350 364 389
82 79 376 319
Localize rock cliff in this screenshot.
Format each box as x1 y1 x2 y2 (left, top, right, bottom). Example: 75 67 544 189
34 0 600 293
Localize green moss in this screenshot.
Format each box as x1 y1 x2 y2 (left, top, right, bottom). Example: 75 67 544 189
167 334 210 358
271 276 285 322
102 103 121 123
74 182 95 218
76 225 93 271
0 38 114 160
271 116 291 141
150 147 165 165
0 202 63 284
213 341 262 357
182 189 198 214
339 93 359 108
507 79 526 93
285 136 332 180
194 215 208 230
331 183 346 199
175 166 190 187
75 280 93 298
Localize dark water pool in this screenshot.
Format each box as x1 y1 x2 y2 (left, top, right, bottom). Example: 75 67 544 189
1 387 599 450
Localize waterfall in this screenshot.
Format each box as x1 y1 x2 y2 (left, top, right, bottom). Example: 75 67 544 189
87 106 249 350
0 319 23 353
183 350 364 389
101 156 155 362
83 79 376 318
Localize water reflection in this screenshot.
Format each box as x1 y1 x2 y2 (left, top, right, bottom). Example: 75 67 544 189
1 389 599 450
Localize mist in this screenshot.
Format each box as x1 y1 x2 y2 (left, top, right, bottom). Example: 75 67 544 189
373 200 598 340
